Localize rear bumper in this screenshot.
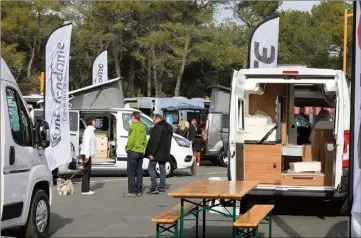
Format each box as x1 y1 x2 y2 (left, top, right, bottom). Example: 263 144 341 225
247 187 347 199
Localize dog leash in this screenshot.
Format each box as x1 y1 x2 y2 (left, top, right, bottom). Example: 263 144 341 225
67 168 83 180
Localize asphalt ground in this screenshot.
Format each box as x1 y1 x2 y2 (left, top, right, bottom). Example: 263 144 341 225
4 162 349 237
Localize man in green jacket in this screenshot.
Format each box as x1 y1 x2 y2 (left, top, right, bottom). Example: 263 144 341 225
125 111 148 197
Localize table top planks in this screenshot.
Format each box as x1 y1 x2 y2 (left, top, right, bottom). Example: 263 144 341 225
168 180 258 199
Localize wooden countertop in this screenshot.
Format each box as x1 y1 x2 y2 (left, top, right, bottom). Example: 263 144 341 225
168 180 258 199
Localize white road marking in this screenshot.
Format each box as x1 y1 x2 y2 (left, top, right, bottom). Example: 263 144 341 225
83 171 226 184
90 178 127 184
198 171 226 175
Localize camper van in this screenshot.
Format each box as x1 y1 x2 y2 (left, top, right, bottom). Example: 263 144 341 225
202 85 230 167
228 68 350 212
1 57 52 236
31 108 194 177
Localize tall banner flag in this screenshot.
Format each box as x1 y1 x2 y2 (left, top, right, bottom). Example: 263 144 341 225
92 50 108 85
44 23 72 171
350 1 361 237
248 15 280 68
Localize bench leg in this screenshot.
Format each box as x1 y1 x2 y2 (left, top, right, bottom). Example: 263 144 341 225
156 224 160 238
268 213 272 238
195 208 199 238
253 227 259 238
202 199 206 238
174 221 179 238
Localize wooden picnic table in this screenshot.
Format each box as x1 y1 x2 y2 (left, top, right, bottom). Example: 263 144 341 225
168 180 258 238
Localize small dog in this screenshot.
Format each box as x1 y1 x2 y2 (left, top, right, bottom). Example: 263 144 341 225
57 178 74 196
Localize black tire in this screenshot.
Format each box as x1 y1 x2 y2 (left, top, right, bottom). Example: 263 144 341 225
339 198 349 216
21 190 50 238
218 150 228 167
156 160 175 178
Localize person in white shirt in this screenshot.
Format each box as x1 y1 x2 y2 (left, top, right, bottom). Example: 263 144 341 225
80 116 96 195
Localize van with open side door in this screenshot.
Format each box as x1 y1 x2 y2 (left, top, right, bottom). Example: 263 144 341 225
228 68 350 214
31 108 194 177
1 57 52 237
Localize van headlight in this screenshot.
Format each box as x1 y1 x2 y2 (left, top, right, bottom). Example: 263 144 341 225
174 136 190 148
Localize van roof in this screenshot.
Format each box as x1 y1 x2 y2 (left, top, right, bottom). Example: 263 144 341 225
1 57 17 85
240 67 339 76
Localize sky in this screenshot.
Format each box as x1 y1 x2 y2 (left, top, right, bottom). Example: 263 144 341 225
215 1 321 24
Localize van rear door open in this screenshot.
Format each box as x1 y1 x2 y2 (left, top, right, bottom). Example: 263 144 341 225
228 70 246 181
228 68 350 198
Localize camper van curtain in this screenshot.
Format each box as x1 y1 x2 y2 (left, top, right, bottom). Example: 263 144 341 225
351 1 361 237
248 15 279 69
44 23 72 171
92 50 108 85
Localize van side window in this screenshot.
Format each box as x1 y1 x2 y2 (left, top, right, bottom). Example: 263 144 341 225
122 113 154 135
237 98 244 130
6 88 33 146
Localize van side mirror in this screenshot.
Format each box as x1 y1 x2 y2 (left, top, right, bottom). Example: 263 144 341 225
36 120 50 148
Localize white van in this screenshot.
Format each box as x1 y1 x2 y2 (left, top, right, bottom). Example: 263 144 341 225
31 108 194 177
1 57 52 237
228 68 350 213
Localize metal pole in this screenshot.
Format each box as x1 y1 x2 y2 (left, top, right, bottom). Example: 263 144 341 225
343 9 354 74
343 8 348 73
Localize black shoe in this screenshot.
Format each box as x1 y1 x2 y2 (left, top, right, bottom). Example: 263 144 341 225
158 189 165 194
147 188 159 194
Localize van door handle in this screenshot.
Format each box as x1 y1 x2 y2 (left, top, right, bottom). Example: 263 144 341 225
9 146 15 165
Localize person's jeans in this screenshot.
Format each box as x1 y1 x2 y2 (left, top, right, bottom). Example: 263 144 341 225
127 152 144 193
148 160 166 192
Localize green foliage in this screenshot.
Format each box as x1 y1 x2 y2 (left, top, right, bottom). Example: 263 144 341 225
0 1 355 96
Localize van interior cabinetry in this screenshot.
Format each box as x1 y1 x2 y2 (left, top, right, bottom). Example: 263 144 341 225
94 133 109 159
244 144 281 184
245 82 336 187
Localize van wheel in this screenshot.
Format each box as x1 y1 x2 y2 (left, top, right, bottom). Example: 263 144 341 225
22 190 50 238
156 161 174 178
218 150 228 167
339 198 349 216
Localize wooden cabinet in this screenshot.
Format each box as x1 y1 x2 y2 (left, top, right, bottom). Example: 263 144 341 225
244 144 282 184
94 133 108 159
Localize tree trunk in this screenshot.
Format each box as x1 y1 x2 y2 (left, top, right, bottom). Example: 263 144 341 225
151 47 160 97
111 45 124 99
113 47 122 78
128 59 135 96
27 44 36 79
147 50 152 97
174 37 190 96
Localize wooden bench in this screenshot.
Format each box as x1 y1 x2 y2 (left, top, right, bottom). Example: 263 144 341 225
233 204 274 238
152 202 199 238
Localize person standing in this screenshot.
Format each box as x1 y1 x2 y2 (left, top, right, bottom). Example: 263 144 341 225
80 116 96 195
193 129 204 167
175 120 189 139
188 118 198 142
125 111 148 197
146 114 173 194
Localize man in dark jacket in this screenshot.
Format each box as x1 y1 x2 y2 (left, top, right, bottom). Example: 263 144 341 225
146 114 173 194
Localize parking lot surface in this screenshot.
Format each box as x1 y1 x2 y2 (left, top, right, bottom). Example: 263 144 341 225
45 162 348 237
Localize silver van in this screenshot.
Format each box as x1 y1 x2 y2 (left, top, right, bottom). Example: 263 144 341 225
202 85 230 167
1 57 52 237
